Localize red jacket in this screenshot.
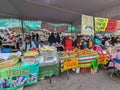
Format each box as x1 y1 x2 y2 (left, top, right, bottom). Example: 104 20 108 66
64 39 73 51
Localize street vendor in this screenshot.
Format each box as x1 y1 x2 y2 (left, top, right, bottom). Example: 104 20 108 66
63 35 73 51
21 37 36 51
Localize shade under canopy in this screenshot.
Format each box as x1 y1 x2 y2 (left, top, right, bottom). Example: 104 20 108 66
0 0 120 23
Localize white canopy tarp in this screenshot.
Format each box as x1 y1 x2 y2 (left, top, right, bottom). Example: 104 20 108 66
0 0 120 23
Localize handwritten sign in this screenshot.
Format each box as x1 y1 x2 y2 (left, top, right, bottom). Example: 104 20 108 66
63 58 78 70
81 15 94 35
95 17 108 31
105 19 118 32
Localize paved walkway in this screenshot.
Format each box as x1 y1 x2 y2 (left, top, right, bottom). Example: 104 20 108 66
25 69 120 90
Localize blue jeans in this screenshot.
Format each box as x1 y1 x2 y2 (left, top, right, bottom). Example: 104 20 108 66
113 58 120 64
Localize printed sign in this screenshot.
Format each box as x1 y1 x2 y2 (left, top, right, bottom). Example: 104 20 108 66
81 15 94 35
0 62 39 90
95 17 108 31
105 19 118 32
118 20 120 30
63 58 78 70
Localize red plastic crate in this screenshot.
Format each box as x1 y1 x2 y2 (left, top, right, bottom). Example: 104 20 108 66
80 68 90 73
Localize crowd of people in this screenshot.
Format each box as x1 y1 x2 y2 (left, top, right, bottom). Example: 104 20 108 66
0 29 120 52
48 33 120 51
0 30 41 51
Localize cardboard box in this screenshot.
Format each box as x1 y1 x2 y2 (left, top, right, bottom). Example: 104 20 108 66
90 67 97 74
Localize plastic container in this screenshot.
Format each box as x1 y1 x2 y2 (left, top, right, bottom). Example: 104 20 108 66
39 56 58 66
21 55 39 64
1 48 12 53
40 50 57 57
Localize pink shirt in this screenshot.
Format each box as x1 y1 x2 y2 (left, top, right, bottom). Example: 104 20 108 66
115 52 120 59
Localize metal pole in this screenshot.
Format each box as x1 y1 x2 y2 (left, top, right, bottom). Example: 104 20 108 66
71 23 72 34
21 20 24 33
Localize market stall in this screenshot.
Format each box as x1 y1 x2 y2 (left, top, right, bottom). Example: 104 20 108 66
0 44 113 89
39 46 59 80
0 13 120 90
58 48 97 74
0 52 39 90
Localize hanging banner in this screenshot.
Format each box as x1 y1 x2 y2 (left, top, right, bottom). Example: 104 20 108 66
41 22 54 31
81 15 94 35
63 58 78 71
95 17 108 31
118 20 120 30
105 19 118 32
56 25 68 32
0 62 39 90
115 20 120 35
23 21 41 30
115 30 120 35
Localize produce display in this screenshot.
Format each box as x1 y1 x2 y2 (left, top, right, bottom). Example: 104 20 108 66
73 48 98 56
0 57 20 68
59 51 77 57
98 55 109 65
23 51 39 57
40 46 56 51
59 48 98 57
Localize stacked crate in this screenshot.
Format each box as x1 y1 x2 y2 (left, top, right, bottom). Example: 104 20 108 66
39 47 59 80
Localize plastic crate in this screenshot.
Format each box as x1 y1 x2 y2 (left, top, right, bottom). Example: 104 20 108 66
80 68 90 73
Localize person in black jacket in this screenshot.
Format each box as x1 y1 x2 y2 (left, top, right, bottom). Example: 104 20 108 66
73 36 80 48
0 36 2 49
56 33 61 44
111 36 116 46
48 32 56 45
36 33 39 42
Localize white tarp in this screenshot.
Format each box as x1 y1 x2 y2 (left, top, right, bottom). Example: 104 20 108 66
0 0 120 23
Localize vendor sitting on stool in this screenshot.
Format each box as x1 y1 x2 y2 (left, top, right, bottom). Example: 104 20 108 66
21 37 36 51
113 49 120 64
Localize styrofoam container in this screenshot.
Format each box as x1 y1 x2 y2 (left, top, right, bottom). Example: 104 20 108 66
39 56 58 66
21 55 39 64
